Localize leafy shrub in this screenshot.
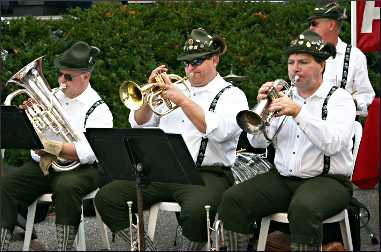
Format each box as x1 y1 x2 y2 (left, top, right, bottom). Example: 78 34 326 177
1 0 379 165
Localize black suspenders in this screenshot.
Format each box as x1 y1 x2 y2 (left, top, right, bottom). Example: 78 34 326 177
195 85 233 168
340 44 351 89
321 86 338 174
84 99 104 128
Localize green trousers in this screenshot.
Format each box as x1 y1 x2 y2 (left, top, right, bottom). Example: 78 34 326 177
95 166 234 242
218 168 352 246
0 161 103 230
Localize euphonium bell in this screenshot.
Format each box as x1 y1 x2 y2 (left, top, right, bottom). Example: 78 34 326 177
4 56 82 172
236 77 297 135
119 72 191 117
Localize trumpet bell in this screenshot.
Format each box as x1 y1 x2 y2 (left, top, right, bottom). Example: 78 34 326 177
236 110 264 134
119 81 144 111
119 72 191 116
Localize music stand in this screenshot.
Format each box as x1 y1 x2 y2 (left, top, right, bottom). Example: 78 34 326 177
85 128 204 250
0 105 43 175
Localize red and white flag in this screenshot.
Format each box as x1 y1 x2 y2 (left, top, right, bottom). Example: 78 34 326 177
351 0 380 52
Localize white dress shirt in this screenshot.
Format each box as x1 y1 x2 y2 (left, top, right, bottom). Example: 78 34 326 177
129 74 249 167
31 84 113 164
324 38 375 115
248 82 356 178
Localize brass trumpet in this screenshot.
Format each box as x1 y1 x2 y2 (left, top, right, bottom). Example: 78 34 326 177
236 76 298 136
126 201 157 251
119 72 191 117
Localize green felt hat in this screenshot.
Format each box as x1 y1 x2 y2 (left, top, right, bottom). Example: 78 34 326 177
54 41 100 71
285 30 336 60
308 2 347 21
177 28 227 61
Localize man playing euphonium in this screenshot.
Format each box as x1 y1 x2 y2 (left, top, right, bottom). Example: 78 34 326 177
0 41 113 251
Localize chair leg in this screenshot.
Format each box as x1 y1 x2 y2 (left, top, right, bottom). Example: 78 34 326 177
340 210 353 251
94 201 111 250
257 217 271 251
75 205 86 251
23 200 37 251
147 204 160 241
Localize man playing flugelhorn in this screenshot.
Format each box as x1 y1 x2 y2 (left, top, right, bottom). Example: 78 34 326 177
219 30 355 251
95 28 248 250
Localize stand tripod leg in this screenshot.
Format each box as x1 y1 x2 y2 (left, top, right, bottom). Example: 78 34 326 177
136 184 145 251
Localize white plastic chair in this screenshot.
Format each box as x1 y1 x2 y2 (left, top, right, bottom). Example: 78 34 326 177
22 188 111 251
256 121 363 251
147 202 182 241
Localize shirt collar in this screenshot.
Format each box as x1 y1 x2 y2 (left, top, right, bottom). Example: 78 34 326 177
310 81 334 99
75 83 93 104
335 37 346 55
293 81 333 100
60 83 92 104
191 73 228 93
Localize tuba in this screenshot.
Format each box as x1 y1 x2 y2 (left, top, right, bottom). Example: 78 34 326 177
205 205 226 251
4 56 82 172
236 76 298 137
119 72 192 117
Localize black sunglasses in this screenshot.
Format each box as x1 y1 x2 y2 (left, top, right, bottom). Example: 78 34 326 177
183 57 209 67
58 72 83 81
309 20 318 27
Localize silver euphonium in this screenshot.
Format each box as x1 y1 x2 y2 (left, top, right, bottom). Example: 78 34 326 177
4 56 82 172
236 76 298 136
205 205 225 251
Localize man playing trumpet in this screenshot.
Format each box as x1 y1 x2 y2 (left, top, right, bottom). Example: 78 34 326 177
95 28 248 250
218 30 356 251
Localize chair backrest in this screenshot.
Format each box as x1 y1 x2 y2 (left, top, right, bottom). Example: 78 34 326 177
352 121 363 165
348 121 362 180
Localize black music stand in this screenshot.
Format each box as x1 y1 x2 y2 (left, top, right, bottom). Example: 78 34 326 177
0 105 43 173
85 128 204 250
0 105 43 240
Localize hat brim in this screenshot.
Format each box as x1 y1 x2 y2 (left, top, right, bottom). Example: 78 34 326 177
213 35 227 56
177 51 217 61
54 57 93 71
307 14 342 21
285 47 330 60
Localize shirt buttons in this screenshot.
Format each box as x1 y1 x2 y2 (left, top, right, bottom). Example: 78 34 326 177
289 169 293 172
297 122 300 125
181 120 185 123
304 101 307 104
292 152 296 154
297 135 299 138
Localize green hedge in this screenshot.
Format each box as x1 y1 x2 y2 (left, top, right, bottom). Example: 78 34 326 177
1 0 379 166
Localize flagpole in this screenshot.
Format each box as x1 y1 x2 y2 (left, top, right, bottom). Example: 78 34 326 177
351 0 357 47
